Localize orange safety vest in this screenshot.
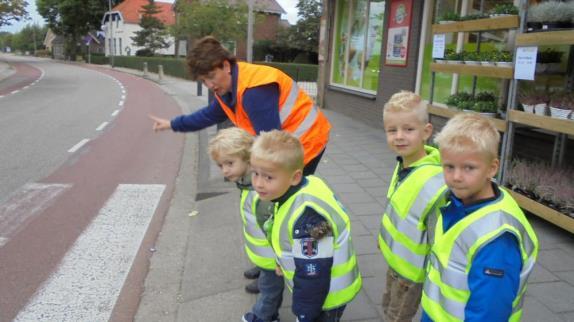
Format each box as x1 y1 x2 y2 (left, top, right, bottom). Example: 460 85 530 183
215 62 331 165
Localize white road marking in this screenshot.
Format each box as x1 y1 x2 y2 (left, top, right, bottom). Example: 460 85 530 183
0 183 71 247
118 100 124 107
111 110 119 117
15 184 166 322
121 94 126 100
96 122 109 131
67 139 89 153
11 90 19 94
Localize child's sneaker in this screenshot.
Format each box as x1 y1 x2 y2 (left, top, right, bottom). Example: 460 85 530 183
242 312 279 322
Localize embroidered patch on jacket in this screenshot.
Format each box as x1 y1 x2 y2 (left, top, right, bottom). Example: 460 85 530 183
305 263 318 276
301 238 318 258
484 267 505 278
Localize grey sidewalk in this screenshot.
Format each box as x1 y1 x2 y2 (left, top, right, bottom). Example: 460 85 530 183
98 64 574 322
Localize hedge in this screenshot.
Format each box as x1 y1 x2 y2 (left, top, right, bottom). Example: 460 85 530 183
88 55 318 82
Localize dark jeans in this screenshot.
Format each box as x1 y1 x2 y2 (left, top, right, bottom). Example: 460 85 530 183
303 148 326 176
314 305 347 322
252 268 284 321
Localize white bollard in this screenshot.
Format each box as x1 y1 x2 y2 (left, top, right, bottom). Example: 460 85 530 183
158 65 165 84
143 62 149 78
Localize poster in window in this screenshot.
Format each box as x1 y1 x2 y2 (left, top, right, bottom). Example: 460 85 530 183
385 0 412 67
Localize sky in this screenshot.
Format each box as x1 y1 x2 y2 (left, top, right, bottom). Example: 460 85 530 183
0 0 300 34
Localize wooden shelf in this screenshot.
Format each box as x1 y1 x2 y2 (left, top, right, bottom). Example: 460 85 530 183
432 15 519 34
428 105 507 132
508 110 574 136
509 190 574 234
430 63 514 79
516 30 574 46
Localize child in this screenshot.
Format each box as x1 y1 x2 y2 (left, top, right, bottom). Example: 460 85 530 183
207 128 284 322
250 130 362 322
421 113 539 321
378 91 447 322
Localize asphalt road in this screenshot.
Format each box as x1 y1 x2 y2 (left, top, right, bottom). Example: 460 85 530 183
0 55 185 321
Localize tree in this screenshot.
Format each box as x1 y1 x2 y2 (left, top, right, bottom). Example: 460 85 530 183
0 31 13 51
11 24 46 52
0 0 28 27
172 0 248 44
277 0 321 54
131 0 170 55
37 0 123 60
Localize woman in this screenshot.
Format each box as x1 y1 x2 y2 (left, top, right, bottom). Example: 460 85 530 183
149 36 330 175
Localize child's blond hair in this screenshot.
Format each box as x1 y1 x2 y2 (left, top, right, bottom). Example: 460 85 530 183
383 90 429 123
251 130 304 172
208 127 253 161
434 113 500 161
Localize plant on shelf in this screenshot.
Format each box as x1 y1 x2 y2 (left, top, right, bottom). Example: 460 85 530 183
506 159 574 216
436 11 460 24
490 3 519 16
549 92 573 120
479 51 495 66
462 51 481 65
445 92 473 108
458 100 475 111
476 91 496 102
536 48 563 73
527 1 574 31
493 50 513 67
459 13 489 21
473 100 498 115
445 50 464 64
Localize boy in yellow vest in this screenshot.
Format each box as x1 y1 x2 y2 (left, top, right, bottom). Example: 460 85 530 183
207 128 283 322
378 91 446 322
421 114 538 321
250 130 361 322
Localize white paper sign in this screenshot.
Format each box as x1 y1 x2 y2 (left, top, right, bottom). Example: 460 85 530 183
514 46 538 80
432 34 446 58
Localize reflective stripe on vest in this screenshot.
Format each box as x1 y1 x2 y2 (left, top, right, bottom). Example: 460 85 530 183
271 176 361 309
421 189 539 322
215 62 330 165
378 156 446 283
240 190 276 270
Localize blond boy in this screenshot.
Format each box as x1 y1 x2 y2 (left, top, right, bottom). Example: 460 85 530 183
379 91 447 322
208 128 283 322
421 113 539 322
250 130 361 322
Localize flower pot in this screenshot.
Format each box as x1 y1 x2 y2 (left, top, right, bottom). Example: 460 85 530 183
465 61 481 65
447 60 463 64
435 59 446 64
479 112 497 118
534 103 547 116
549 106 572 119
522 104 534 113
480 61 495 66
496 62 513 68
438 20 456 24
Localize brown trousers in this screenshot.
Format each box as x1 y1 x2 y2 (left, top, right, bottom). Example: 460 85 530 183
382 268 423 322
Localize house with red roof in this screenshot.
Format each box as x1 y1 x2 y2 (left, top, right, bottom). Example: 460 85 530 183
102 0 176 56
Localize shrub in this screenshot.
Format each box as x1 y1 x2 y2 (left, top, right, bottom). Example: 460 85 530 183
491 3 519 15
473 100 497 113
476 91 497 102
437 11 460 22
257 62 318 82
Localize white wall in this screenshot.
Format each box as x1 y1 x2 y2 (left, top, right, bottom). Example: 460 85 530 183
104 20 175 56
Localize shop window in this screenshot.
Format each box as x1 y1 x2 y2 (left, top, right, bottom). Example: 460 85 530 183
330 0 386 93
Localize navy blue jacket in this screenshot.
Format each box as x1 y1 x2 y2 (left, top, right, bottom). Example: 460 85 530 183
170 63 281 133
274 178 333 322
422 184 522 322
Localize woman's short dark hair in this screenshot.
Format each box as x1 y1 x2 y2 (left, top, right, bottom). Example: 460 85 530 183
186 36 237 80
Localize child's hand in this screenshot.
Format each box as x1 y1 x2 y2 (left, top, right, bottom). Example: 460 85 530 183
275 265 283 276
148 114 172 132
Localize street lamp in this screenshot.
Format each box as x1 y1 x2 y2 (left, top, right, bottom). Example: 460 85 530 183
108 0 115 67
246 0 253 62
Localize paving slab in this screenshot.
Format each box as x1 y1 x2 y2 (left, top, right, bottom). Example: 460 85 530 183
529 263 560 284
537 249 574 273
521 295 565 322
527 282 574 313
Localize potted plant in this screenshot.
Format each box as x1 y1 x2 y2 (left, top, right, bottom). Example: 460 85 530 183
495 50 513 68
437 11 460 24
460 13 489 21
445 50 464 64
458 100 475 112
549 93 572 119
463 51 481 65
527 1 574 31
537 48 563 73
476 91 496 102
533 90 549 116
490 3 519 17
518 88 543 113
479 51 495 66
445 92 473 109
473 100 498 118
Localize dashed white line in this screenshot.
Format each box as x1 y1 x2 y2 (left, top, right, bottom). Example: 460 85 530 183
14 184 165 322
118 101 124 107
111 110 119 117
11 90 19 95
68 139 89 153
0 183 72 248
96 122 109 131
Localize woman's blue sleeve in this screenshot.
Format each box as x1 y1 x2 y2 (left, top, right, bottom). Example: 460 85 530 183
170 99 228 132
242 83 282 133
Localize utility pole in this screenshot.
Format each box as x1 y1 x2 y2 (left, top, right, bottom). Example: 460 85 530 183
108 0 115 67
246 0 254 62
32 23 37 56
